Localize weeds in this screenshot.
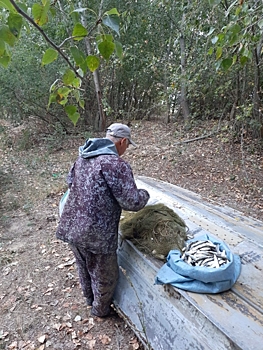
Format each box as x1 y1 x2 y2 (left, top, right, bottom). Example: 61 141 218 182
5 195 20 211
22 202 33 214
17 129 35 150
0 169 12 189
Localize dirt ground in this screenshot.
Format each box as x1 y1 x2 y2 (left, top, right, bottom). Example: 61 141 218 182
0 118 262 350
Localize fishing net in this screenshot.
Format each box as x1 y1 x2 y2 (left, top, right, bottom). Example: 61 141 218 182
120 203 188 261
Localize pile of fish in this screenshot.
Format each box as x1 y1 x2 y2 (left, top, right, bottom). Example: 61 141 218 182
181 240 230 268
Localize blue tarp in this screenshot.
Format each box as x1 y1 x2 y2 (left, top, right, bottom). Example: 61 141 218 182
59 189 70 217
155 234 241 293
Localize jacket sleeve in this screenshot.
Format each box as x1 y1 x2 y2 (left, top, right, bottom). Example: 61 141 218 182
102 159 150 211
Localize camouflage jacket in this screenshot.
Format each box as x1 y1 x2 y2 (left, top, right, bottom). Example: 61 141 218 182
56 138 149 254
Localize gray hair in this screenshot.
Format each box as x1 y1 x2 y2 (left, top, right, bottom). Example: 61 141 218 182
106 134 122 143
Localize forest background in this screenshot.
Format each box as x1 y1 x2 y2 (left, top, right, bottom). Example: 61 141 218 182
1 0 263 136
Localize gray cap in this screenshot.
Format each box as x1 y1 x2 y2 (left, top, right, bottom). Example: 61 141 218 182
106 123 137 147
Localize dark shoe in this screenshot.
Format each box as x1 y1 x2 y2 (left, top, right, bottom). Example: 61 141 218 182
91 306 116 318
91 310 109 318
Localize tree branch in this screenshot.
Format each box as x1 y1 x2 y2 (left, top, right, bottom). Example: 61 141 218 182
173 110 226 145
9 0 82 79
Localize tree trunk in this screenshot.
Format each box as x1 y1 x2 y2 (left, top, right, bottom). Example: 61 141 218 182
252 41 263 138
179 13 190 122
164 15 174 124
80 2 106 131
229 72 240 121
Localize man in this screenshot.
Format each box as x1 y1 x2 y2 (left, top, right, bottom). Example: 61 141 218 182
56 123 150 317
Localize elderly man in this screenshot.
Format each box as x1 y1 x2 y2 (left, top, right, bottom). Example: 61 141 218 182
56 123 149 317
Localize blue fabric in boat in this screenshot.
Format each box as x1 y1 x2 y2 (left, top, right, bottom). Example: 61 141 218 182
155 234 241 294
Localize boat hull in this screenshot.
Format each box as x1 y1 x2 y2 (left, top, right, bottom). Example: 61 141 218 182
113 176 263 350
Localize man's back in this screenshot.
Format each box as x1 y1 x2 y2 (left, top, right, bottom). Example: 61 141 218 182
56 139 149 253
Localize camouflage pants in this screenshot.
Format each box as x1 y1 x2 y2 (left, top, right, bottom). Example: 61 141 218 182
69 244 119 317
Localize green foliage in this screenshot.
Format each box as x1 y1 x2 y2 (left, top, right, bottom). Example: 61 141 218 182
98 37 115 60
42 48 58 65
72 23 87 40
103 10 120 36
0 0 262 139
0 0 15 13
17 128 35 150
86 55 100 72
7 13 23 37
114 41 123 60
63 69 76 85
32 1 50 26
208 0 263 71
0 0 123 126
0 25 16 46
65 104 80 126
70 46 87 73
0 33 67 125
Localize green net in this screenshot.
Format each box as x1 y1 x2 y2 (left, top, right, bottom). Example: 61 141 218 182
120 203 188 261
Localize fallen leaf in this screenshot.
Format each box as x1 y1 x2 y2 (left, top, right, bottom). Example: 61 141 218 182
3 267 11 276
46 340 52 348
87 339 96 349
85 334 93 340
100 334 111 345
129 338 137 343
82 327 90 333
18 340 32 348
82 318 90 324
36 345 45 350
43 287 53 295
62 313 71 321
50 300 59 306
62 302 70 307
132 342 140 349
64 259 75 266
57 259 75 269
77 330 84 337
57 264 65 269
37 335 46 344
53 323 62 331
71 331 77 339
67 272 74 279
0 330 9 339
72 338 81 346
7 341 17 349
88 317 95 329
130 337 140 349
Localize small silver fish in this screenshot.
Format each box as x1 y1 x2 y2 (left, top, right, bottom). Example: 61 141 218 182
182 239 230 268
